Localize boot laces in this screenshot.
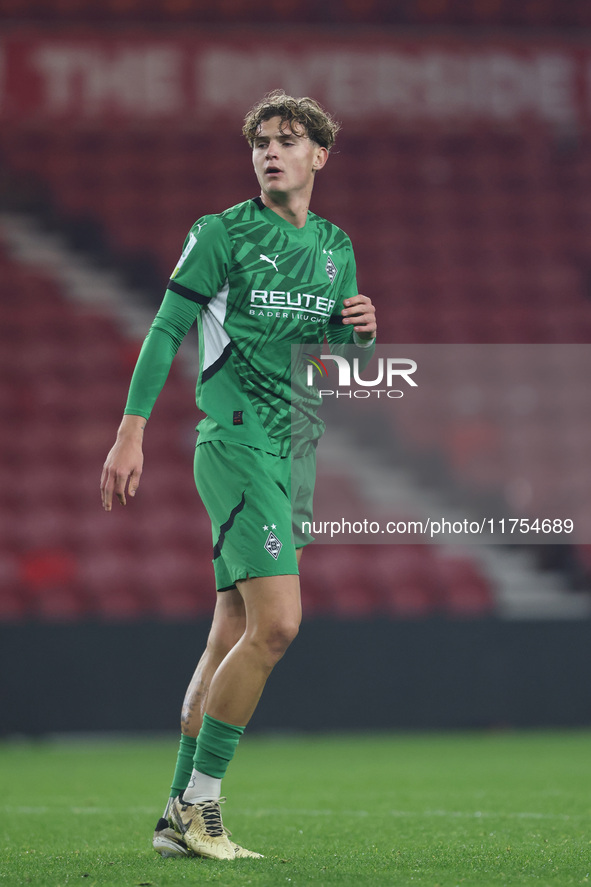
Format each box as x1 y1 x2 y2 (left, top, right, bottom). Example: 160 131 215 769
199 798 226 837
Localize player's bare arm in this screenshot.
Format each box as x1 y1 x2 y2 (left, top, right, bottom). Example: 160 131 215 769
341 294 377 340
100 414 145 511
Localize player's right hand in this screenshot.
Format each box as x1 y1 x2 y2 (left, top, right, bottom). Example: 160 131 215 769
100 438 144 511
100 417 146 511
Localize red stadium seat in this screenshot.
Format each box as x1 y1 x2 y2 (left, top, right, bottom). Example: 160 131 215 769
438 556 496 617
0 586 31 621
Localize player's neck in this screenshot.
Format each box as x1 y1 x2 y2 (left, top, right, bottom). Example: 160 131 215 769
259 191 311 229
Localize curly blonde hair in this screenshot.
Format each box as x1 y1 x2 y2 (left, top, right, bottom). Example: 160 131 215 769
243 89 340 150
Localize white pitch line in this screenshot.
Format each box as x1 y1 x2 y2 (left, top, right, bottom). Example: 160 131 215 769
232 807 577 822
3 806 158 816
2 806 577 822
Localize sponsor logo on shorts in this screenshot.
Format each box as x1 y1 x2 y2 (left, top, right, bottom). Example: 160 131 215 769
264 531 283 560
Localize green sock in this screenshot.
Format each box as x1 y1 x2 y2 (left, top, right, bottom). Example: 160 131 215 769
169 734 197 798
194 713 245 779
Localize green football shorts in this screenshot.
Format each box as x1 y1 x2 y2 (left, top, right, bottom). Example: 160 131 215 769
194 440 316 591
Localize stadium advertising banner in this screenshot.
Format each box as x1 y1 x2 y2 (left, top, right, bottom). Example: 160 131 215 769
1 31 591 127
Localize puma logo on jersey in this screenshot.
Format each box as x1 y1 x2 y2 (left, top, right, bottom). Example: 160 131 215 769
260 254 280 273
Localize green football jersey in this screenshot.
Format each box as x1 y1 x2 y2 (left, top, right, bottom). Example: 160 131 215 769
164 197 360 454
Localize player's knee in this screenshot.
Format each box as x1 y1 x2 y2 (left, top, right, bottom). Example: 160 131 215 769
261 616 300 664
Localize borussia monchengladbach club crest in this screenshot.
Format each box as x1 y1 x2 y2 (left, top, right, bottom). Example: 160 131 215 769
325 255 338 283
264 531 283 560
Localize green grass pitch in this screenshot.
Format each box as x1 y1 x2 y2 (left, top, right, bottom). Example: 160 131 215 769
1 731 589 886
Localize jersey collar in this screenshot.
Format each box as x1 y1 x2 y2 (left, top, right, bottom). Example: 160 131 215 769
252 196 312 232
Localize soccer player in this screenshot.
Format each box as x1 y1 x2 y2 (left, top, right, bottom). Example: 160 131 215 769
100 90 377 860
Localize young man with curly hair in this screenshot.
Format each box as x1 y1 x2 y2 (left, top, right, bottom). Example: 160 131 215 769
100 90 377 861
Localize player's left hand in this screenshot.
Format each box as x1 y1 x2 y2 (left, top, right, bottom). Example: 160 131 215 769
341 294 376 340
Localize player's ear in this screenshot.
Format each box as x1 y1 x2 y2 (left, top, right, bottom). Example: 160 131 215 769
312 146 329 173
